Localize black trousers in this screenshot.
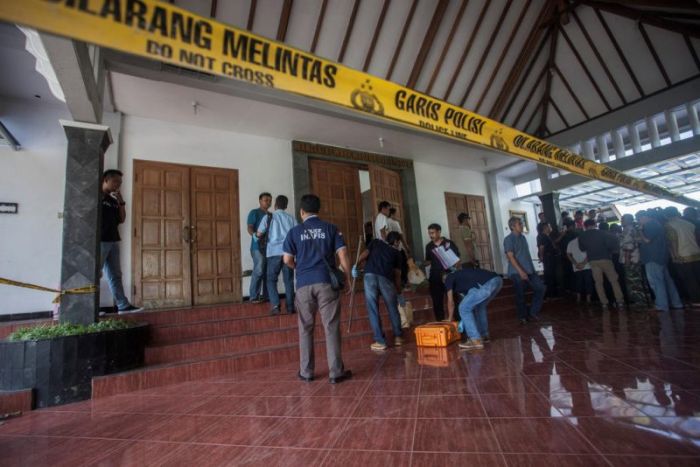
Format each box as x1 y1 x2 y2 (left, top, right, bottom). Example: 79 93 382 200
429 275 445 321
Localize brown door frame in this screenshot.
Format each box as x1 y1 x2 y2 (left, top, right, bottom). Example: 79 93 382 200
444 191 494 270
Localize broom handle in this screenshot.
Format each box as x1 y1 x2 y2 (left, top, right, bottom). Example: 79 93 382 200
346 235 364 333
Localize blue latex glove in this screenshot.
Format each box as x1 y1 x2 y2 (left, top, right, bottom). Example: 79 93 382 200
351 265 359 278
457 321 464 333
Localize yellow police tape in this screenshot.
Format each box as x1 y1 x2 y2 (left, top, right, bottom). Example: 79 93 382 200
0 277 96 304
0 0 697 208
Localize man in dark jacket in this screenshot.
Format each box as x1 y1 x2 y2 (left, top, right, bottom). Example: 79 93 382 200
424 223 460 321
577 219 623 310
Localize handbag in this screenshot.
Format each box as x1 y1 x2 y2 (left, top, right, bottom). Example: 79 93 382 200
304 227 346 291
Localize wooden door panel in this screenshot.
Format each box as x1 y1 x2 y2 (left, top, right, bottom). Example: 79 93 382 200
369 164 407 244
310 159 363 263
444 192 494 271
133 161 191 308
190 167 241 305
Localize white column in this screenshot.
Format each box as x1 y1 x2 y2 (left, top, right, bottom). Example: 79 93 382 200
647 116 661 148
664 109 680 142
581 139 595 161
612 129 626 159
687 102 700 136
596 134 610 162
628 123 642 153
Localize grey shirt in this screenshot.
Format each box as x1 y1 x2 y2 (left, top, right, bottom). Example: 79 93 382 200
578 229 619 261
503 233 535 275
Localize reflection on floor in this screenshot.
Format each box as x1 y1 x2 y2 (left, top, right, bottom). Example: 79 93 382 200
2 303 700 466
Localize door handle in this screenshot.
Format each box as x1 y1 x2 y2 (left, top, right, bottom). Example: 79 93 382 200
183 225 191 243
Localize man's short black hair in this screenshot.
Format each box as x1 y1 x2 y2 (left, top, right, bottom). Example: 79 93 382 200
598 222 609 231
561 211 570 217
259 192 272 200
378 201 391 211
584 219 597 228
103 169 123 180
275 195 288 210
389 207 397 217
386 231 401 245
563 219 575 228
300 194 321 214
457 212 470 223
428 223 441 231
536 222 549 235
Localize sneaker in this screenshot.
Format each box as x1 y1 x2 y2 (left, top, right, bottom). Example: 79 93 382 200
118 305 142 314
370 342 388 351
250 297 263 304
601 304 609 311
519 319 528 326
458 339 484 350
394 336 405 347
482 335 491 344
270 306 280 316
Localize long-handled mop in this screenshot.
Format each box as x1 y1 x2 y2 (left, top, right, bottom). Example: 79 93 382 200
346 235 364 333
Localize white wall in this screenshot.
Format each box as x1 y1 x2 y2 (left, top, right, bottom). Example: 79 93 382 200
119 115 296 300
0 97 70 314
413 161 496 265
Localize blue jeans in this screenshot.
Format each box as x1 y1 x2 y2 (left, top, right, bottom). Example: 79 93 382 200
267 255 294 310
510 273 546 320
364 273 403 345
249 249 266 299
100 241 130 310
645 262 682 311
458 277 503 340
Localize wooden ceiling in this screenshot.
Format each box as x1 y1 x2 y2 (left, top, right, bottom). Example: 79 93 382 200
170 0 700 138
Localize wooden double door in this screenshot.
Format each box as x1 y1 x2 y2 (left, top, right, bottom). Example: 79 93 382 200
309 159 406 262
132 160 241 308
444 192 494 271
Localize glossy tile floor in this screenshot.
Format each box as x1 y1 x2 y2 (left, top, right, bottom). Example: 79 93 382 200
2 304 700 466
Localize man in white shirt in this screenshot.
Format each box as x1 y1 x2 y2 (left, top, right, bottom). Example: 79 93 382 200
374 201 391 240
566 236 593 304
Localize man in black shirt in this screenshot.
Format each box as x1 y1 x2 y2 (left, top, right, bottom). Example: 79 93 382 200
578 219 624 309
101 170 140 314
445 267 503 350
425 223 460 321
537 222 558 297
352 231 404 351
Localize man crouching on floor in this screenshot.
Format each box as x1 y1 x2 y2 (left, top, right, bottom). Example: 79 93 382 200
446 265 503 350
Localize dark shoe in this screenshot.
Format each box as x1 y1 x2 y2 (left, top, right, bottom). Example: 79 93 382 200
519 319 528 326
270 306 280 316
118 305 142 314
250 297 263 304
329 370 353 384
297 371 314 382
482 335 491 343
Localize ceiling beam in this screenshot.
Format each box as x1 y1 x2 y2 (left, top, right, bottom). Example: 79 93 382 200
571 10 626 104
210 0 217 18
537 24 560 137
426 0 468 95
459 0 513 107
554 64 590 120
310 0 328 54
247 0 257 30
550 98 570 128
406 0 448 89
338 0 361 63
559 26 611 111
606 0 700 9
582 0 700 39
638 22 672 87
512 65 548 127
363 0 391 72
475 0 532 113
500 29 551 123
443 0 491 101
523 98 545 135
276 0 294 41
593 8 645 97
685 35 700 72
489 0 556 120
387 0 419 81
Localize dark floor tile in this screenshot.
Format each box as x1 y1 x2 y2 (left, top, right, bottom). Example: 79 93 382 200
93 440 197 466
413 418 499 452
575 417 700 455
290 396 358 418
604 455 700 467
548 391 647 417
235 396 305 416
614 389 700 418
473 376 539 395
489 418 596 454
480 393 560 417
419 378 479 396
187 396 253 415
261 417 342 449
411 452 505 466
324 450 412 466
335 418 414 451
312 380 369 397
365 379 419 396
526 374 610 394
201 415 281 445
501 454 610 466
235 447 327 466
352 396 417 418
417 395 486 418
0 435 124 467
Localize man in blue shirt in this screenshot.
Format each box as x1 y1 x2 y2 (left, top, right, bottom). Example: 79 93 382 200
258 195 298 315
352 231 404 351
445 266 503 350
503 216 545 324
283 194 353 384
637 210 683 312
247 192 272 303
